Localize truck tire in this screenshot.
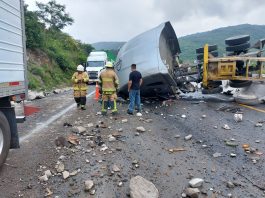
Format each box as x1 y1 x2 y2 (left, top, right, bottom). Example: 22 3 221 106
226 43 250 52
225 35 250 46
196 45 218 54
0 111 11 167
229 80 252 88
197 51 218 60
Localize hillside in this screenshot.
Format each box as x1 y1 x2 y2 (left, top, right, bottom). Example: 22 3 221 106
25 4 93 90
179 24 265 62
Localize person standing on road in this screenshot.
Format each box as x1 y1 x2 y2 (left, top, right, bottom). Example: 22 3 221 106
71 65 89 110
98 62 119 115
127 64 143 115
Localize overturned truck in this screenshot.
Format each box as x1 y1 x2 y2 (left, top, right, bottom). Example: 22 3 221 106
114 22 183 98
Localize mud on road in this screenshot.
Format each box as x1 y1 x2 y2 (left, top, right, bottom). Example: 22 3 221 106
0 90 265 198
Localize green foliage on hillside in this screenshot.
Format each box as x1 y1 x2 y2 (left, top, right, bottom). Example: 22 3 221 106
179 24 265 62
24 1 93 90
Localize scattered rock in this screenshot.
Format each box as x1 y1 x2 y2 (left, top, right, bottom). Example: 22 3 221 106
230 153 237 157
44 170 52 178
72 126 86 134
70 170 78 176
174 135 181 138
181 114 187 118
87 123 94 128
67 135 80 145
136 126 146 133
112 164 121 172
55 162 65 173
234 113 243 122
213 152 222 158
185 188 200 198
185 135 192 141
84 180 94 191
96 112 102 115
118 128 123 132
62 171 70 179
201 115 206 118
222 124 231 130
135 132 140 136
122 119 128 123
255 123 263 127
108 135 116 142
45 188 53 197
136 112 142 117
39 174 48 182
255 140 261 143
100 145 108 152
130 176 159 198
227 181 235 188
189 178 204 188
118 182 123 187
145 119 153 123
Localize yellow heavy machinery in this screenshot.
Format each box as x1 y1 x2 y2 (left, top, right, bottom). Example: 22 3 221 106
202 44 265 91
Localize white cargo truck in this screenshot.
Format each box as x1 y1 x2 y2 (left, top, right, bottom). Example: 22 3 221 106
86 51 107 82
0 0 27 166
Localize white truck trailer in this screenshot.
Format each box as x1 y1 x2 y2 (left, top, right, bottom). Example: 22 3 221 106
86 51 108 82
0 0 27 166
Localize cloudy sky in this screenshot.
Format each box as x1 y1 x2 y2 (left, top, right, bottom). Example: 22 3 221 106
25 0 265 44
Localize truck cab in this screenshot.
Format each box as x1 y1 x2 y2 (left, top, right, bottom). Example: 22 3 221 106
86 51 107 82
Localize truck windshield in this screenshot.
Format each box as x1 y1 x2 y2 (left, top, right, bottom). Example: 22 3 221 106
87 61 105 67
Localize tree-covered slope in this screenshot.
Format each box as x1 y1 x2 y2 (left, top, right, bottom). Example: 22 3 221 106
179 24 265 62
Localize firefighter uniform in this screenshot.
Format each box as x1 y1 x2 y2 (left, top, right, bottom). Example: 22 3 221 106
72 65 89 110
98 62 119 115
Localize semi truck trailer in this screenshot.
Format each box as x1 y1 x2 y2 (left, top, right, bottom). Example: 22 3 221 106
0 0 27 166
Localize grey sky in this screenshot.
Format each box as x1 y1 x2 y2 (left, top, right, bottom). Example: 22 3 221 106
25 0 265 44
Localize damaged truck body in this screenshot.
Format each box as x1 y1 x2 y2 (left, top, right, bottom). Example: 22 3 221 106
115 22 186 98
115 22 265 103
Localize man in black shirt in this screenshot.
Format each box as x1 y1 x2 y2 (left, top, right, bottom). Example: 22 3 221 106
127 64 143 115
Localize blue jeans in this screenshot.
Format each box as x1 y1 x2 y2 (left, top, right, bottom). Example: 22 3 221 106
128 90 141 113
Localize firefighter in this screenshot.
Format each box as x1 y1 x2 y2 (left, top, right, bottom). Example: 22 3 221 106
98 62 119 115
71 65 89 110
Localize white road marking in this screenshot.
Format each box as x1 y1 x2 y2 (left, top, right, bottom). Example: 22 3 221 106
20 91 95 142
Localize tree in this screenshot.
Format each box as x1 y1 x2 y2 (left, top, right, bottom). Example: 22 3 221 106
24 5 45 49
36 0 73 30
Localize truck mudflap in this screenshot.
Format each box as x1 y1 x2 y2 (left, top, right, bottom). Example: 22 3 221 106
0 107 20 149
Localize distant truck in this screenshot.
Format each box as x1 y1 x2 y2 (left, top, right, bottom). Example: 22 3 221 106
0 0 27 166
86 51 108 82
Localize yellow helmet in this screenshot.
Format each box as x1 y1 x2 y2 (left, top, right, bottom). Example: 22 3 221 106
105 61 113 68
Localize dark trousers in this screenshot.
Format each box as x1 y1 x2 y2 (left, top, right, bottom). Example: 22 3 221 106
74 97 86 106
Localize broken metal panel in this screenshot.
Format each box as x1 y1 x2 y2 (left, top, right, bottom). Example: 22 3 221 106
115 22 181 97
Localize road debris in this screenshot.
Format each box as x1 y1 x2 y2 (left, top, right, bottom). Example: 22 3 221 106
222 124 231 130
188 178 204 188
168 147 186 153
136 112 142 117
213 152 222 158
112 164 121 172
44 170 52 178
184 187 200 198
185 134 193 141
39 174 48 182
234 113 243 122
84 180 94 191
44 188 53 197
62 171 70 179
130 176 159 198
55 162 65 173
136 126 146 133
67 135 80 145
255 122 263 127
225 141 238 147
122 119 128 123
230 153 237 157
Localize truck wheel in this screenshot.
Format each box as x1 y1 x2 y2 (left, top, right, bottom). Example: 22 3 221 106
229 80 252 88
0 111 11 167
226 43 250 52
196 45 218 54
225 35 250 46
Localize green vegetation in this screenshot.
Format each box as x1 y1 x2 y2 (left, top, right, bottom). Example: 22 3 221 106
179 24 265 62
25 0 93 90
